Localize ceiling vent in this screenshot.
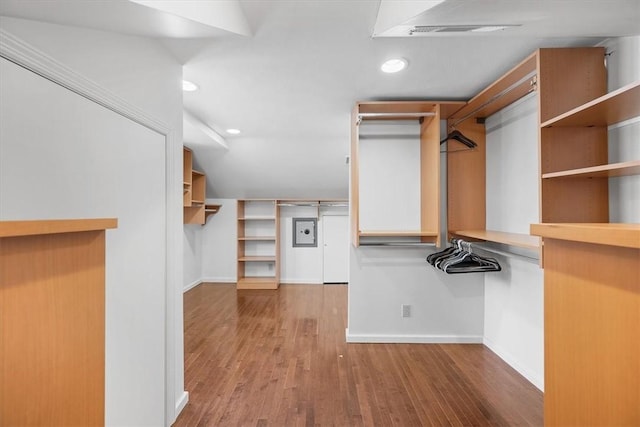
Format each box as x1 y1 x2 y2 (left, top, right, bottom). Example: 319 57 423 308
409 24 519 35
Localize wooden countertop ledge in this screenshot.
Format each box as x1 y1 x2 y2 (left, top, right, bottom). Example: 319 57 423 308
0 218 118 238
530 223 640 249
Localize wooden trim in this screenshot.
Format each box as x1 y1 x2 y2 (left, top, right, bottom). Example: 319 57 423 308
531 223 640 248
452 230 540 250
421 106 441 246
350 104 360 247
0 218 117 237
540 80 640 128
357 101 464 119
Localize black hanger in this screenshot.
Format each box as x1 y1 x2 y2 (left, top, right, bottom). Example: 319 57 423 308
439 130 477 149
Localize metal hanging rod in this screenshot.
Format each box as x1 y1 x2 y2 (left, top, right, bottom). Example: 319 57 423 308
449 71 537 129
359 242 436 247
357 111 436 125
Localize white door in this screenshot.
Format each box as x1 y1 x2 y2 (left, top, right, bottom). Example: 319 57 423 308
322 215 349 283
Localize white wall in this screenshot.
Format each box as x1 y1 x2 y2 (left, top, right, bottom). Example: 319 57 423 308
279 205 349 284
0 18 185 425
348 120 485 343
201 198 237 283
602 36 640 223
483 93 544 390
184 225 203 290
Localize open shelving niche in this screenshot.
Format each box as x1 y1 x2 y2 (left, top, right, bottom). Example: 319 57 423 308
350 101 465 247
237 199 280 289
446 47 621 256
183 146 221 225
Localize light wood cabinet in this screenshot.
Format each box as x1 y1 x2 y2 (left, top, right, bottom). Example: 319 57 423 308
237 200 280 289
0 218 117 426
183 147 220 225
531 223 640 426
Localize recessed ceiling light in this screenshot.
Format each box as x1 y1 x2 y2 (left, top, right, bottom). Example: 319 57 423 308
226 128 241 135
381 58 408 73
182 80 198 92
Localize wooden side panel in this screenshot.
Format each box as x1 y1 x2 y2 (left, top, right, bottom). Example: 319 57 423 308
537 48 607 124
273 201 280 287
543 239 640 426
420 108 441 246
447 119 486 239
1 231 106 426
350 104 360 247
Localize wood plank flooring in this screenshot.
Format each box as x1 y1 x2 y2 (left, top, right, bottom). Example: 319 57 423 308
174 284 542 426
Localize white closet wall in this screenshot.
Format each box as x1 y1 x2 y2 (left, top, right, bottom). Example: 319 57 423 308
603 36 640 222
483 93 544 390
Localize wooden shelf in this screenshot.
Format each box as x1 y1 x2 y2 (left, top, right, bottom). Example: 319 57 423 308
541 81 640 128
542 160 640 179
237 277 278 290
531 223 640 249
0 218 118 237
238 216 276 221
238 236 276 241
358 230 438 237
452 229 540 250
238 256 276 262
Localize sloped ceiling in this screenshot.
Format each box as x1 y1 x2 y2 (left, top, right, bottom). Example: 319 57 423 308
1 0 639 199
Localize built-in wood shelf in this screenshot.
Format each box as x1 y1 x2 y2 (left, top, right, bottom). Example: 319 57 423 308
449 51 537 124
542 160 640 179
531 223 640 249
237 277 278 290
238 256 276 262
238 216 276 221
540 80 640 128
238 236 276 241
452 229 540 250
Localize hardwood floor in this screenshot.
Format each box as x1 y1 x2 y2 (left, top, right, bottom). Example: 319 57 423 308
174 284 542 426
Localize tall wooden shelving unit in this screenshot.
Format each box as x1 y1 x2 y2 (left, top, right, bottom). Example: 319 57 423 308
350 101 464 247
237 199 280 289
446 47 609 251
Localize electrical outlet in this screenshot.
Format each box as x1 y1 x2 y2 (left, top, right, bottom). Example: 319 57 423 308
401 304 411 318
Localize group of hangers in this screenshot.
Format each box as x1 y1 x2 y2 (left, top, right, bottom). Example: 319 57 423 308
427 238 501 274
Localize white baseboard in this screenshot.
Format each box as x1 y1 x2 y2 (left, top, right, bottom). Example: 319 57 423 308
175 391 189 418
183 279 202 293
201 276 236 284
483 336 544 391
345 328 483 344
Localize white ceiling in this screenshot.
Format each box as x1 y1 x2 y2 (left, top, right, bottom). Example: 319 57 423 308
2 0 639 199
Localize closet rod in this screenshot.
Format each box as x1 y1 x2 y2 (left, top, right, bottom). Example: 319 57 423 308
470 243 539 263
357 112 436 124
359 242 436 247
449 71 537 129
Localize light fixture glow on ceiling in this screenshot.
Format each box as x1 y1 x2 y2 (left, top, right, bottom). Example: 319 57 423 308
381 58 407 73
182 80 199 92
226 128 241 135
